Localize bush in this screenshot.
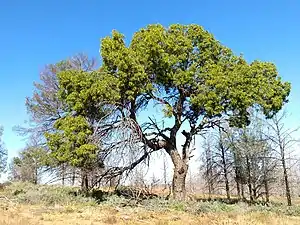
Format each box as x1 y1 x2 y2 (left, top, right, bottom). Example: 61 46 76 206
4 182 96 206
3 182 300 217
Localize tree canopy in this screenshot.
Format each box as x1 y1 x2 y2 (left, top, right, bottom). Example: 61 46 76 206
42 24 290 199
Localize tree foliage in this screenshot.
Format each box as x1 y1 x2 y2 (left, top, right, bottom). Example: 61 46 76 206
45 116 99 169
16 53 97 139
52 24 290 199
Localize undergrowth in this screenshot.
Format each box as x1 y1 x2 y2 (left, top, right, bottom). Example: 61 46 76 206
1 182 300 217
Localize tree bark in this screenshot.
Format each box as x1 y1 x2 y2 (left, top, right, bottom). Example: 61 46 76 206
172 163 188 200
282 158 292 206
169 149 188 200
81 170 89 192
220 143 230 199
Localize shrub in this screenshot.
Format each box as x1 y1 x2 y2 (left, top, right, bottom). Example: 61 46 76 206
4 182 96 206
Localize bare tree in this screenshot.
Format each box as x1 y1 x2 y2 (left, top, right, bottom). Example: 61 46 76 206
0 127 7 177
215 128 232 199
201 133 218 199
266 111 298 206
162 153 169 189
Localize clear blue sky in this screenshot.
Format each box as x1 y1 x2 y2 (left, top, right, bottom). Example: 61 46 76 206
0 0 300 161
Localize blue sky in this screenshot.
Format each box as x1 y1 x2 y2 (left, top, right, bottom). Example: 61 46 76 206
0 0 300 162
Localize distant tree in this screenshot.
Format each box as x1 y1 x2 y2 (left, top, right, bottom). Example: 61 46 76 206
201 133 218 199
56 24 290 199
266 111 298 206
9 146 47 184
0 127 7 177
229 115 278 203
214 128 232 199
162 153 169 189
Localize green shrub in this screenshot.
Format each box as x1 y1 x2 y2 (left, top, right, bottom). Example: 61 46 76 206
4 182 96 206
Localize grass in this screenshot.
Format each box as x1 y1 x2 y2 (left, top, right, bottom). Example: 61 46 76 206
1 182 300 224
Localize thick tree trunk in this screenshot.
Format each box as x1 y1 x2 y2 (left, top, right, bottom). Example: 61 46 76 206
81 170 89 192
172 163 188 200
169 149 188 200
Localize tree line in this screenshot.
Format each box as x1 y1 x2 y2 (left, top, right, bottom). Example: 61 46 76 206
200 111 298 206
0 24 293 202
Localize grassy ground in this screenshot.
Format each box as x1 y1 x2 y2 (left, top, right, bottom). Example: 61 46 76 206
1 182 300 225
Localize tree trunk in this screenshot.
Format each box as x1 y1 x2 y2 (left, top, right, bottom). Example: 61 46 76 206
225 174 230 200
34 165 38 185
236 181 241 199
72 168 76 186
81 170 89 192
172 163 188 200
264 179 270 203
205 144 213 200
253 187 257 200
61 164 65 186
282 158 292 206
241 184 245 200
169 149 188 200
221 146 230 199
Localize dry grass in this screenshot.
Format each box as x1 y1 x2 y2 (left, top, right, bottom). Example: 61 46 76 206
1 183 300 225
1 203 300 225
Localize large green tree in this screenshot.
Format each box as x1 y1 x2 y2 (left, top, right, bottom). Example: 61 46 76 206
55 24 290 199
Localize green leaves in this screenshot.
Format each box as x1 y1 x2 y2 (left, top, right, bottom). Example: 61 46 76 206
44 24 290 178
99 24 289 127
45 116 98 169
58 70 120 116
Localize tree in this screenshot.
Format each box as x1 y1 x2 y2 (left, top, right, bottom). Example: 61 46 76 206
45 116 104 190
54 24 290 199
266 111 297 206
9 146 46 184
201 133 218 199
226 111 279 203
0 127 7 177
16 53 96 139
18 53 101 187
215 129 232 199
